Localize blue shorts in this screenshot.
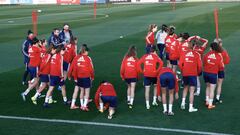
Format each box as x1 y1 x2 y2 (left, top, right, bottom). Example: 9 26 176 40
28 66 38 78
40 74 49 83
170 60 178 65
24 56 29 65
160 72 175 90
146 45 153 54
125 78 137 84
144 77 157 86
218 71 225 79
101 96 117 108
203 72 218 84
182 76 197 87
77 77 91 88
63 61 69 71
166 53 169 60
50 76 64 86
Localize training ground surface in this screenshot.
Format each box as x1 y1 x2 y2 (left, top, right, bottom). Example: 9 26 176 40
0 2 240 135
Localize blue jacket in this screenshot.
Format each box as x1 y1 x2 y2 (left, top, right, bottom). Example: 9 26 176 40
48 33 64 47
22 38 32 64
59 29 73 42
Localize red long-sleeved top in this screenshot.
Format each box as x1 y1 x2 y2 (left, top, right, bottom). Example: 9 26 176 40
120 56 139 79
50 53 63 77
138 53 163 77
178 50 202 76
203 50 224 74
39 53 51 75
74 55 94 79
28 45 41 67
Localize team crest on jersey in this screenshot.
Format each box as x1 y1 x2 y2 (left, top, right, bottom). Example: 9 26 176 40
28 48 33 53
185 52 194 57
127 57 136 62
77 56 85 62
208 54 216 59
166 38 171 43
145 55 153 60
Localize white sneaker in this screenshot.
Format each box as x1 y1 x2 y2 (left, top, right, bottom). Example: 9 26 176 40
189 107 198 112
108 115 112 119
180 104 185 110
194 92 200 96
152 101 158 106
146 105 150 110
21 92 26 101
158 96 162 102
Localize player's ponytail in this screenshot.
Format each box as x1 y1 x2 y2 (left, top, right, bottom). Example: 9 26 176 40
211 42 223 53
148 24 157 32
79 44 89 55
126 45 137 58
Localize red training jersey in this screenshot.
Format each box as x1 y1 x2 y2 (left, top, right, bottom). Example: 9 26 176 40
178 50 202 76
50 53 63 77
138 53 163 77
146 32 155 45
203 50 224 74
221 50 230 65
169 38 180 60
165 34 177 53
28 45 41 67
39 53 51 75
74 55 94 79
120 56 139 79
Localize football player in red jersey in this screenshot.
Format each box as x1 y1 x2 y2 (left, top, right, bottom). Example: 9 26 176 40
203 42 224 109
95 81 117 119
74 44 94 111
145 24 158 54
178 40 202 112
43 46 65 107
138 46 163 109
165 26 178 68
21 37 41 101
120 46 139 108
190 36 208 96
40 39 47 58
157 67 179 115
214 38 230 104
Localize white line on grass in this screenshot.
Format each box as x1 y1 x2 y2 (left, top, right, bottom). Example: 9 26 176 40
0 115 232 135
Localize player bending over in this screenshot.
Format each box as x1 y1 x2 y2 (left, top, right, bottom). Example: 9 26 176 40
95 81 117 119
157 67 179 116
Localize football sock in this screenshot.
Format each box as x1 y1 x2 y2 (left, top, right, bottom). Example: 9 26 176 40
63 97 67 102
169 104 173 112
130 98 134 105
80 99 84 107
100 103 104 110
216 95 220 100
23 89 30 95
153 96 157 103
71 99 76 107
163 104 167 112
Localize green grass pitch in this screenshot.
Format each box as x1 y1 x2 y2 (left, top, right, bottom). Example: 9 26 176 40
0 2 240 135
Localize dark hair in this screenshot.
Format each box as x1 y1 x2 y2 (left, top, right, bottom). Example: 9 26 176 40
79 44 89 55
100 80 107 84
70 37 78 44
27 30 33 35
63 23 69 27
211 42 223 53
162 24 168 32
126 45 137 58
56 46 65 53
40 39 46 45
148 24 157 32
183 32 190 40
53 28 60 32
46 44 54 54
32 37 39 44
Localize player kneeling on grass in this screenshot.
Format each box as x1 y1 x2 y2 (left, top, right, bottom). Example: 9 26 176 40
214 38 230 104
74 44 94 111
138 46 163 109
178 39 202 112
203 42 224 109
43 46 66 107
95 81 117 119
31 45 56 104
157 67 179 116
120 45 139 109
21 37 41 101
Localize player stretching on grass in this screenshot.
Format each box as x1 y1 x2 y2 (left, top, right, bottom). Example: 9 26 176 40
214 38 230 104
95 81 117 119
157 67 179 115
21 37 41 101
203 42 224 109
145 24 158 54
120 46 139 109
31 45 56 105
179 40 202 112
138 46 163 109
74 44 94 111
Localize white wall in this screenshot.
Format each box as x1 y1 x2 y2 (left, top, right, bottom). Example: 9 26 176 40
0 0 11 4
33 0 56 4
